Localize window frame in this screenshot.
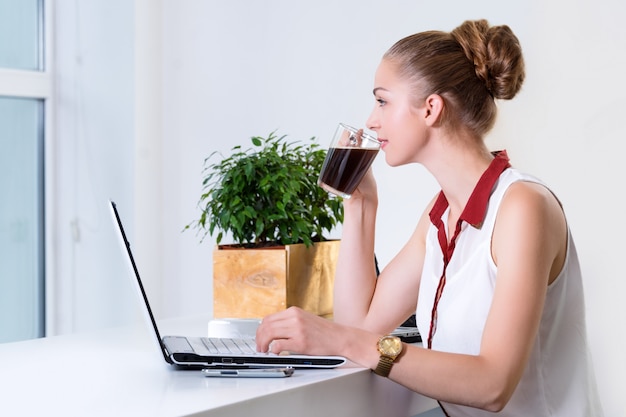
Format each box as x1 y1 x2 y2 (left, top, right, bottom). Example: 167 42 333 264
0 0 55 337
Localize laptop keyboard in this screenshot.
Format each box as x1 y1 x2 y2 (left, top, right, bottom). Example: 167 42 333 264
199 337 258 355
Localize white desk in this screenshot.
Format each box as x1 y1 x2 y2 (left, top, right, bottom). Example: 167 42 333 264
0 316 437 416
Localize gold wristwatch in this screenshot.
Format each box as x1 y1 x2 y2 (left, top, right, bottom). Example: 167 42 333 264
373 335 403 377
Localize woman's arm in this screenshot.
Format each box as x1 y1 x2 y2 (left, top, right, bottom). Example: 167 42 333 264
331 180 379 326
332 168 433 333
258 181 567 412
349 181 568 411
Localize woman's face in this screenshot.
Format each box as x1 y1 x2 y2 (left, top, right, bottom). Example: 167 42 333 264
366 59 429 167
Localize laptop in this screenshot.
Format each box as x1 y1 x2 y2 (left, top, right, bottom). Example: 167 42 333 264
109 200 346 369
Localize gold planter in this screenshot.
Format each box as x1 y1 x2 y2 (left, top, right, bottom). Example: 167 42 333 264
212 240 340 319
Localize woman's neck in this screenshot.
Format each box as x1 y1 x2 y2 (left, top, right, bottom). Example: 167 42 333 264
422 134 493 216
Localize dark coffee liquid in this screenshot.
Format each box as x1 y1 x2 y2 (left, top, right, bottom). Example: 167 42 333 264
318 147 378 195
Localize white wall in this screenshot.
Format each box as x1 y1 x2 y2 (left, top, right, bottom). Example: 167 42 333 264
52 0 625 415
51 0 138 334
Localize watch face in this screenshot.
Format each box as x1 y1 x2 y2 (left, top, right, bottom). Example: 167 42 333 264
379 336 402 356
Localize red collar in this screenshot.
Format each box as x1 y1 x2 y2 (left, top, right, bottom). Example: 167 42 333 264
429 150 511 229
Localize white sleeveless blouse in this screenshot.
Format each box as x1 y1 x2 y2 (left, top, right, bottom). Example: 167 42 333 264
415 168 603 416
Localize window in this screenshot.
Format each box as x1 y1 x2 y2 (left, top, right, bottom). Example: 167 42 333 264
0 97 45 342
0 0 41 70
0 0 49 343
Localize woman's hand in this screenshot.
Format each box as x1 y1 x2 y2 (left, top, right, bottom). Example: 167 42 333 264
255 307 347 356
346 167 378 204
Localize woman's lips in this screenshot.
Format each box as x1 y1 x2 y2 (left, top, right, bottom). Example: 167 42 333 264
379 139 388 150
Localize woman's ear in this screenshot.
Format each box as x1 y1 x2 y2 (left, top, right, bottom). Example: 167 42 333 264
424 94 444 127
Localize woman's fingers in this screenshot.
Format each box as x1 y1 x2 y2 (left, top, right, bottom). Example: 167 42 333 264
256 307 334 355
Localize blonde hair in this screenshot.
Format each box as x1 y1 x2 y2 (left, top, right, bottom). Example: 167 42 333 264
383 20 525 138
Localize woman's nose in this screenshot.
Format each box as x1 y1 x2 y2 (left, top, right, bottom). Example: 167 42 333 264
366 110 379 131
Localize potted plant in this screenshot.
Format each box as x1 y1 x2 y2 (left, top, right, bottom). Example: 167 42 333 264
186 131 344 319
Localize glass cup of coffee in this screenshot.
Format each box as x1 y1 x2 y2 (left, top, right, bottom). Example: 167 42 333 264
317 123 381 199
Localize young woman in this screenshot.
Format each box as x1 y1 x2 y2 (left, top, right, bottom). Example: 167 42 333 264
256 19 602 416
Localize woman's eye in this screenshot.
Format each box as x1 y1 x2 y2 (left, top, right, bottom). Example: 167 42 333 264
376 98 386 107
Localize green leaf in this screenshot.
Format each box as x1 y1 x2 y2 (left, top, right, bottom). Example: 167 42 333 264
185 131 344 247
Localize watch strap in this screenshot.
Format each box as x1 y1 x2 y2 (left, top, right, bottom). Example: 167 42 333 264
373 355 394 377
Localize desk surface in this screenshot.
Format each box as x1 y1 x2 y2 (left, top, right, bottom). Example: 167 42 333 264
0 316 437 417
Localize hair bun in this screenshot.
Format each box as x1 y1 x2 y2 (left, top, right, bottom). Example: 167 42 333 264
451 20 525 100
